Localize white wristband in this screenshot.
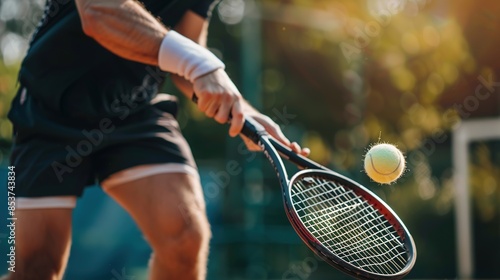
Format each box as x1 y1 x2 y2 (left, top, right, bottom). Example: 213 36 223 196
158 30 225 82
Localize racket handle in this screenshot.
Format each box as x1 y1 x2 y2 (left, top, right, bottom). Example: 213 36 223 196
191 93 327 170
191 93 265 143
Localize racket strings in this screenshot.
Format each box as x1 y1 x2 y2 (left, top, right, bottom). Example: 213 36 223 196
294 185 404 275
294 180 406 274
298 182 405 275
291 176 408 275
310 204 401 274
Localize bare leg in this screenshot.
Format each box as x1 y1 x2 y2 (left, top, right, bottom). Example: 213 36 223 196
103 172 210 280
5 209 72 280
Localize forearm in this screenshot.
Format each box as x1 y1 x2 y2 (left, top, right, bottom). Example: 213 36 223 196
76 0 167 65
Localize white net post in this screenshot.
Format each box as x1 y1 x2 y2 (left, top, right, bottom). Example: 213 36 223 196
452 117 500 279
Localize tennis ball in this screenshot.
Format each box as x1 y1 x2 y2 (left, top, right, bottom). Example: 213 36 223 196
364 143 405 184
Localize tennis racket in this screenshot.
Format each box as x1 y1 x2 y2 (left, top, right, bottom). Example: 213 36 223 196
192 95 417 279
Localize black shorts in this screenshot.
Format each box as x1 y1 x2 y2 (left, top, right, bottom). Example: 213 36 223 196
9 88 196 200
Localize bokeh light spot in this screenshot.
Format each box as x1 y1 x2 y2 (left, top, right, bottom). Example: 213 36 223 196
390 67 416 91
262 68 285 93
217 0 245 25
422 25 440 47
401 33 420 55
426 72 445 98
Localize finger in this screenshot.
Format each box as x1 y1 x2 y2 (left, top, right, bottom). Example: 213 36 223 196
229 100 244 137
291 142 302 154
204 98 220 118
266 124 291 147
241 135 261 151
301 147 311 157
197 92 211 112
291 142 310 157
213 94 233 124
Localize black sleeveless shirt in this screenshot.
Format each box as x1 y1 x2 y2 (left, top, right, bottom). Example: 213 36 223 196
17 0 216 121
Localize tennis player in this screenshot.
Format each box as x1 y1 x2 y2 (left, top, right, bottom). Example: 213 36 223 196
4 0 309 279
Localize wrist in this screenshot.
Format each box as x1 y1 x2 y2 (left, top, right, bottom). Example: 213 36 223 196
158 30 225 82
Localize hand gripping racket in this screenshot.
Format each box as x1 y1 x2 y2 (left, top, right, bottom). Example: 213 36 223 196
192 96 417 279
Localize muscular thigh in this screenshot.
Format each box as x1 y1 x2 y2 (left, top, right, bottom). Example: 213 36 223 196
12 209 72 279
103 172 207 245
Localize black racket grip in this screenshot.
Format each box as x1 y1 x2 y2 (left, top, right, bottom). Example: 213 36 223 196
191 93 265 144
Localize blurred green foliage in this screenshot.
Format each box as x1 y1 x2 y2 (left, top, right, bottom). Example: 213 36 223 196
0 63 17 133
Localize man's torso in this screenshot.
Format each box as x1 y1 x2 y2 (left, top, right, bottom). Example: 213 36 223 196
15 0 214 123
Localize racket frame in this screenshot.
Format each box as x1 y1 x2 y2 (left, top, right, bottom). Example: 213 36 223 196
285 169 417 280
247 118 416 280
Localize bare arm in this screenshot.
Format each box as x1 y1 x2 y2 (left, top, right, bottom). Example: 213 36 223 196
75 0 167 65
75 0 309 155
76 0 207 97
74 0 243 130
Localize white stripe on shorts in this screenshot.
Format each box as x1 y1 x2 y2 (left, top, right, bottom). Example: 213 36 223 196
101 163 199 190
17 196 77 209
16 164 197 209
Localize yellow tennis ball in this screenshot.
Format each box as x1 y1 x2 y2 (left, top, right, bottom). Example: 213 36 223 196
364 143 405 184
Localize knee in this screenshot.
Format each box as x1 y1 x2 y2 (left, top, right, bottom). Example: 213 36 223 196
15 236 70 279
10 248 67 280
151 213 212 263
183 214 212 254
